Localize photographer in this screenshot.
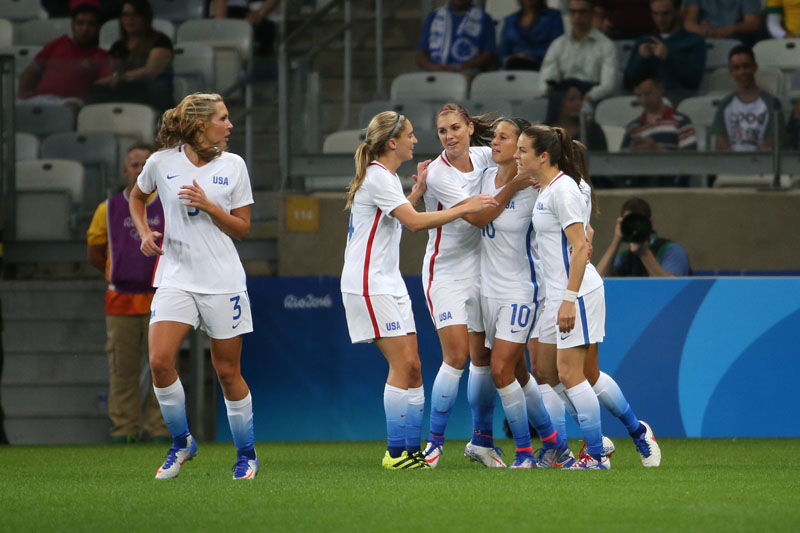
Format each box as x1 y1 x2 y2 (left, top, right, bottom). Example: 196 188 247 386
596 197 690 277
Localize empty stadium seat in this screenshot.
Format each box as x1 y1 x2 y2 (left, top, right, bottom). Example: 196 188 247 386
16 159 84 205
177 19 252 93
99 18 176 50
390 72 469 102
595 95 674 128
151 0 206 23
704 66 785 97
414 129 443 154
615 39 635 71
0 0 46 22
753 38 800 71
0 18 13 47
358 100 434 131
15 104 75 136
322 130 365 154
462 98 514 119
513 98 549 123
172 42 216 93
0 44 40 75
16 190 73 240
77 103 156 157
14 18 72 46
676 94 725 151
601 125 626 152
15 132 39 161
704 38 740 70
470 70 542 100
41 132 119 207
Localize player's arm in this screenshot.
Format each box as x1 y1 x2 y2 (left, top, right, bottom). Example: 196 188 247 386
391 195 498 232
558 222 589 333
130 184 164 256
462 174 534 227
178 179 251 239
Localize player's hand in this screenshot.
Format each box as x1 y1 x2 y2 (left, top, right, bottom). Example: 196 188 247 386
510 173 537 191
179 180 212 213
557 300 576 333
413 160 430 188
140 230 164 256
464 194 499 214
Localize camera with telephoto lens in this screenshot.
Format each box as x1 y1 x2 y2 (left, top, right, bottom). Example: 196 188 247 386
620 213 652 243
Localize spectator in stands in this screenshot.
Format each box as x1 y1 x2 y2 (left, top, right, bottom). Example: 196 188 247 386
87 142 170 445
788 98 800 149
545 78 607 151
537 0 617 103
683 0 761 44
711 46 783 152
17 0 112 111
766 0 800 38
624 0 705 103
498 0 563 71
596 197 691 277
91 0 174 112
416 0 497 78
212 0 279 57
593 0 656 39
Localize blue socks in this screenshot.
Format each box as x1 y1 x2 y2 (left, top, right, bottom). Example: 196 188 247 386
539 383 567 442
428 362 463 444
521 375 559 450
153 377 190 448
592 371 644 438
405 386 425 453
562 380 604 459
224 392 256 460
467 363 495 447
497 381 532 454
384 384 408 458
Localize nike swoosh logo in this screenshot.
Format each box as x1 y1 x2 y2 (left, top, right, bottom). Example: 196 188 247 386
510 329 522 334
232 322 241 329
560 334 570 340
167 174 179 180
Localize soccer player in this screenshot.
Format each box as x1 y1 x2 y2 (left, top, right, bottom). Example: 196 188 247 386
129 93 258 480
476 117 574 469
421 104 522 468
516 124 609 469
341 111 497 470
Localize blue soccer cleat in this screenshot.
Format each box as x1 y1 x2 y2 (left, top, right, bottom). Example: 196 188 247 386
536 441 576 469
232 455 260 480
155 434 198 479
509 452 536 469
566 453 610 470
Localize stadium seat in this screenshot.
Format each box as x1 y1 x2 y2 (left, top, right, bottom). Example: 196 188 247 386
15 104 75 136
470 70 542 101
513 97 549 123
177 19 252 94
713 173 794 188
77 103 156 157
41 132 119 208
357 100 434 131
16 190 73 240
14 18 72 46
704 66 785 97
753 38 800 71
484 0 519 21
15 132 39 161
322 129 365 154
704 38 740 70
172 42 216 93
16 159 84 205
0 45 41 75
173 75 188 105
0 0 46 22
0 18 13 47
462 98 514 119
676 94 725 151
615 39 635 71
415 129 443 154
601 125 626 152
595 95 673 128
151 0 206 23
390 72 469 102
99 18 176 50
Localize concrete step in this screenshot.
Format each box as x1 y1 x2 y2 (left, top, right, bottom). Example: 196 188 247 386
2 384 110 417
3 317 106 353
2 352 108 384
0 280 106 319
4 416 111 445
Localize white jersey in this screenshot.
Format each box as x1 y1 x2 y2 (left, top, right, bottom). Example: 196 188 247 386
532 172 603 300
341 161 410 297
137 146 253 294
421 146 495 285
579 178 592 226
478 167 543 303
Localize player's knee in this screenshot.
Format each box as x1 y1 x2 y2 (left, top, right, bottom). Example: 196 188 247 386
442 348 468 369
406 354 422 383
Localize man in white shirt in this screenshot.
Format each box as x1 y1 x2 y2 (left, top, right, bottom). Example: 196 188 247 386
537 0 618 103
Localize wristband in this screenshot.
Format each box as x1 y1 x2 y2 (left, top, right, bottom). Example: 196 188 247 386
563 290 578 303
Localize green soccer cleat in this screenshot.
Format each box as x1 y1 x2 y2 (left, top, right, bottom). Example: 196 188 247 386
381 450 430 470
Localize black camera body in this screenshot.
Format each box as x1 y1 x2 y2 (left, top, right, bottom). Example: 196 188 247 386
620 213 652 244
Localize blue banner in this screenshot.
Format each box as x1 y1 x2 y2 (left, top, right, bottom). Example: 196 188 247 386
217 277 800 441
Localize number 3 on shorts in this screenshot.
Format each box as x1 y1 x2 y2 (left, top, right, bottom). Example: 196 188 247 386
230 295 242 320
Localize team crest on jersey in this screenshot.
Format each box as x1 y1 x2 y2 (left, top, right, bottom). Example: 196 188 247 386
213 176 229 185
536 202 544 210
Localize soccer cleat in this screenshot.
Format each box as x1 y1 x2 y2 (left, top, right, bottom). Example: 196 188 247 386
423 441 443 468
578 435 616 460
536 441 576 469
382 450 429 470
634 421 661 467
155 434 198 479
567 453 610 470
509 452 536 469
464 441 506 468
232 456 260 480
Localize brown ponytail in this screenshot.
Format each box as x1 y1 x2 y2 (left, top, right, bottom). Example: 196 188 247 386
157 92 225 162
520 124 581 186
571 140 599 216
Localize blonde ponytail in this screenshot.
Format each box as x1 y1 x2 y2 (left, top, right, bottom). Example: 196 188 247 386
156 92 224 162
345 111 405 209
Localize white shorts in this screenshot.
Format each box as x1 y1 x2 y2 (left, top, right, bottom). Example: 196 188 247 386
424 277 483 332
537 286 605 349
150 287 253 340
342 293 416 344
482 296 541 349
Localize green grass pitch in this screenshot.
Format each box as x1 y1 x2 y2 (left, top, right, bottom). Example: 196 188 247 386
1 439 798 532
